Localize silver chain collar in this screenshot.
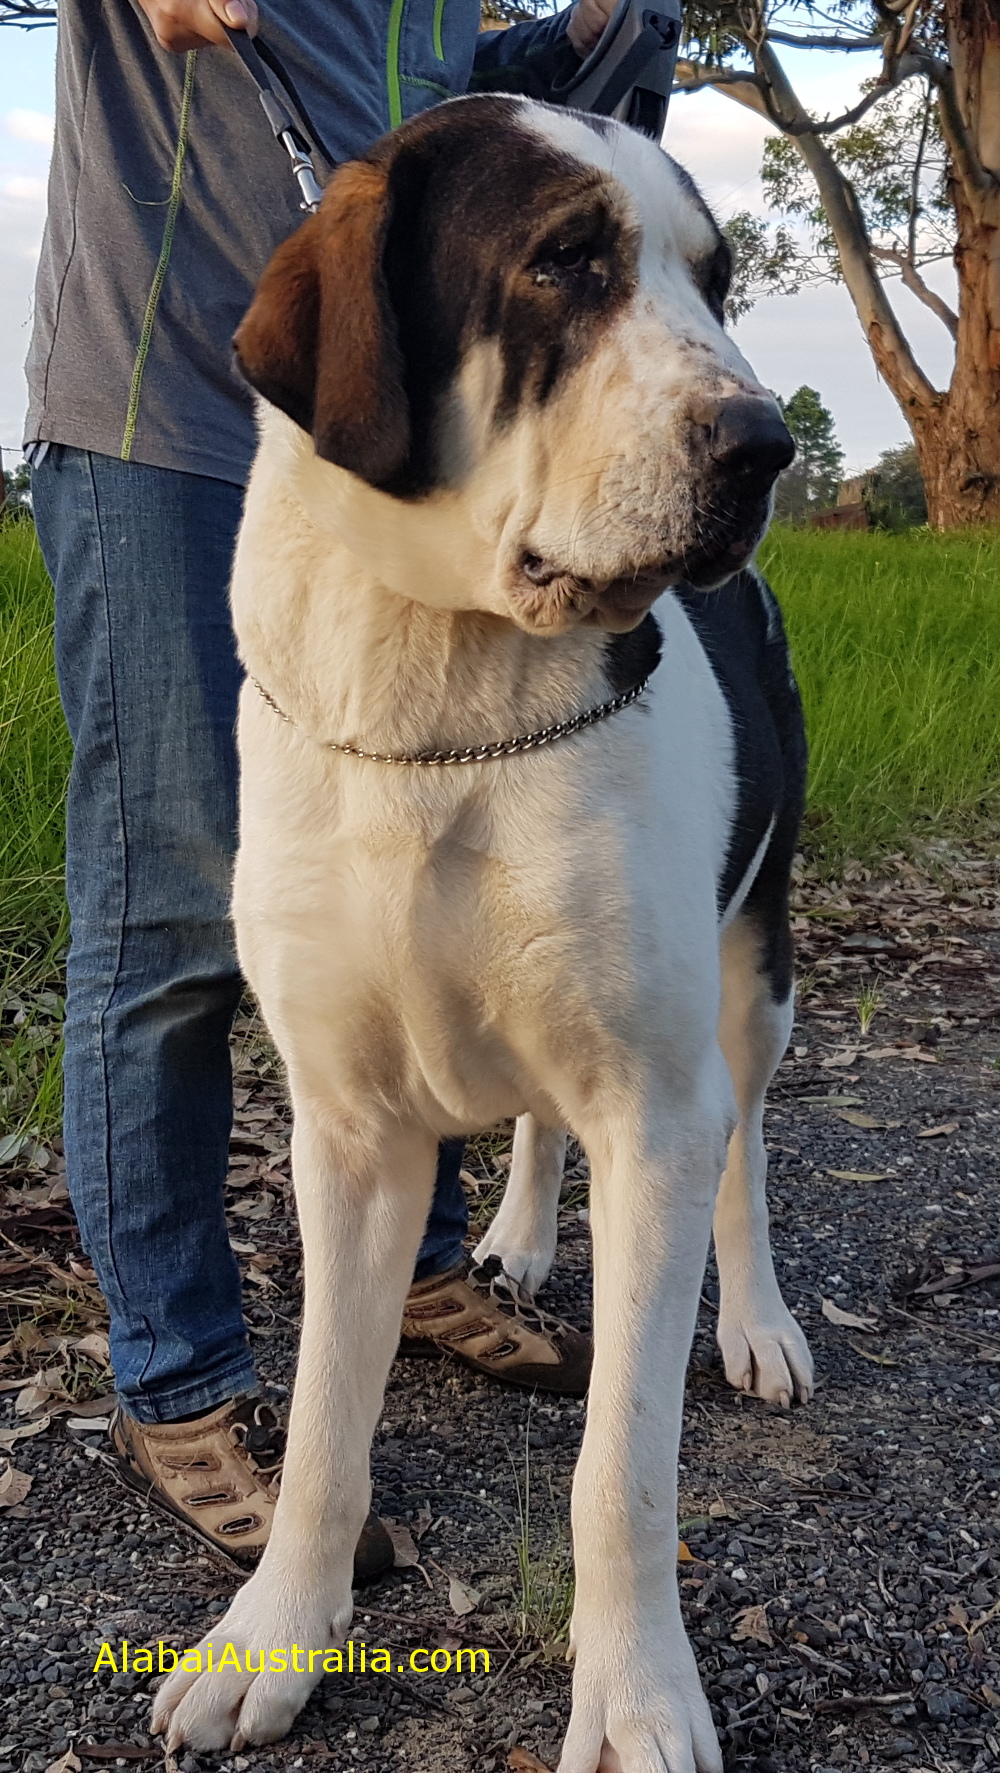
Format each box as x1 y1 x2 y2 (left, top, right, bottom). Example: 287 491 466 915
250 670 652 766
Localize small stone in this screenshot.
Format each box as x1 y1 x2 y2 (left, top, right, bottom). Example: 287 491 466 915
358 1715 380 1733
924 1690 952 1721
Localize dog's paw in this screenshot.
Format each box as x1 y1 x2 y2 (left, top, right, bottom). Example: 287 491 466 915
150 1575 350 1752
472 1220 556 1300
716 1294 813 1407
560 1633 722 1773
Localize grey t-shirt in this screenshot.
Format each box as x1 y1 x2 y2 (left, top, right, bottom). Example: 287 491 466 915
25 0 570 485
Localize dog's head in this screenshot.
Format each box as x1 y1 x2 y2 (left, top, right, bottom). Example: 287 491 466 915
235 96 793 635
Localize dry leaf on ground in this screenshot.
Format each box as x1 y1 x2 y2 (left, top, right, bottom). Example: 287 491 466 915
448 1575 480 1616
835 1110 902 1130
821 1298 878 1331
847 1342 899 1366
820 1048 860 1068
384 1521 420 1568
732 1604 773 1647
14 1383 52 1415
44 1752 81 1773
508 1750 553 1773
866 1045 937 1063
73 1332 110 1364
0 1462 33 1507
917 1122 959 1138
68 1391 116 1418
826 1169 894 1183
0 1414 51 1450
74 1747 160 1763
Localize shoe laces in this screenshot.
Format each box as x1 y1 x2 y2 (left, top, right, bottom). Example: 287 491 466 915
467 1254 571 1340
228 1396 285 1476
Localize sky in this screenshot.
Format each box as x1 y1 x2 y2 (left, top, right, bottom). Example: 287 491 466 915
0 23 958 476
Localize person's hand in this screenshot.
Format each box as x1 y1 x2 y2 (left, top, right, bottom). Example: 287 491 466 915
136 0 258 53
567 0 617 57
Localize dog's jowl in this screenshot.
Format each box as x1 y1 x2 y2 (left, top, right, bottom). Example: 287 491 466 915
153 95 812 1772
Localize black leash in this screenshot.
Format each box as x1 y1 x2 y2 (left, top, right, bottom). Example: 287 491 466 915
224 24 331 212
226 0 683 216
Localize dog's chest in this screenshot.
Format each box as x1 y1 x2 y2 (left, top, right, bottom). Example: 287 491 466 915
237 598 738 1092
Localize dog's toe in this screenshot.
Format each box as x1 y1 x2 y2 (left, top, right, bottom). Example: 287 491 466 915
150 1574 351 1752
717 1303 813 1406
560 1635 722 1773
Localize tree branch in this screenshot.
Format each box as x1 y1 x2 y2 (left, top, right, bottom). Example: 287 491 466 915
0 1 56 22
870 246 959 336
673 61 768 101
706 37 940 411
764 30 883 53
902 49 994 199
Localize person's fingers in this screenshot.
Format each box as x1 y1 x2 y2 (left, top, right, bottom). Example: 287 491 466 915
207 0 260 38
567 0 617 57
136 0 256 52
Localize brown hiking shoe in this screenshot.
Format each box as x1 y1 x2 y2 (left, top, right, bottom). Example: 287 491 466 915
110 1393 393 1583
400 1256 591 1395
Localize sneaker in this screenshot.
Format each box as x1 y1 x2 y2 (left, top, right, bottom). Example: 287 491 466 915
110 1392 393 1582
400 1256 591 1395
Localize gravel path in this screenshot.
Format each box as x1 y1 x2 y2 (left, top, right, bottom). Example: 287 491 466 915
1 848 998 1773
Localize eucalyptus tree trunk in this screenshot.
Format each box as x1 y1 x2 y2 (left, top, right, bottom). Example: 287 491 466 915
914 0 1000 528
680 0 1000 528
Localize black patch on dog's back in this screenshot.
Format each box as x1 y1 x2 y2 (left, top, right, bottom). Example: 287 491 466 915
675 572 806 1000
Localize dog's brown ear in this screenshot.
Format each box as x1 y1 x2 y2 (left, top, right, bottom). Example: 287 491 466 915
234 214 323 440
234 162 410 487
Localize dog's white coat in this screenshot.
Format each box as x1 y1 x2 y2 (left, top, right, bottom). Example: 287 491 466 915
153 104 812 1772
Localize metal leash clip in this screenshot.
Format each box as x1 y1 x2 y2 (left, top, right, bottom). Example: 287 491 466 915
224 25 328 211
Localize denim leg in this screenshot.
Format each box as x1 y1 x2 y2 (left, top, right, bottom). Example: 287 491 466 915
414 1139 468 1281
33 445 467 1419
34 446 255 1424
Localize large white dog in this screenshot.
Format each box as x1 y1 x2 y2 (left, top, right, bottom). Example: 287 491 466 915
153 94 814 1771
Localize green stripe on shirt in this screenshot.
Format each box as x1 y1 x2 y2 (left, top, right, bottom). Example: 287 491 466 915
120 50 197 462
386 0 406 128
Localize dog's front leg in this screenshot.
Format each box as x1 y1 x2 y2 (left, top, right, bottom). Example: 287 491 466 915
151 1111 438 1753
561 1100 727 1773
473 1114 567 1296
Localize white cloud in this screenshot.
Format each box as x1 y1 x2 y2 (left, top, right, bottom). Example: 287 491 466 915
0 196 44 453
667 90 776 219
2 175 47 203
5 107 54 146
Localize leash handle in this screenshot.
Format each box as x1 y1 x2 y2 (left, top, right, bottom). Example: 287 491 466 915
552 0 682 139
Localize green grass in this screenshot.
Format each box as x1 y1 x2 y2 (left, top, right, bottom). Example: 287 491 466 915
0 518 71 1139
759 524 1000 864
2 516 1000 1136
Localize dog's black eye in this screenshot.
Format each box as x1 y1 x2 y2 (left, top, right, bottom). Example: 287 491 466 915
532 239 596 286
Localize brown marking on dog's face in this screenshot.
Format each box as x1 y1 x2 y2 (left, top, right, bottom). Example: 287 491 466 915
236 97 792 634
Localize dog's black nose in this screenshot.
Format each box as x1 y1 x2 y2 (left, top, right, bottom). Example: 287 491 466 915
709 397 795 486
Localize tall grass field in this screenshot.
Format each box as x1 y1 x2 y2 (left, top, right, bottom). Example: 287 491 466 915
1 514 999 1136
759 524 1000 859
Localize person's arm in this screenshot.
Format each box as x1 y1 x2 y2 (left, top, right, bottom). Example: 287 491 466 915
473 1 615 100
135 0 257 54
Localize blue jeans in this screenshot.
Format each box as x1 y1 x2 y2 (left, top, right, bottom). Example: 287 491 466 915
32 445 468 1425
